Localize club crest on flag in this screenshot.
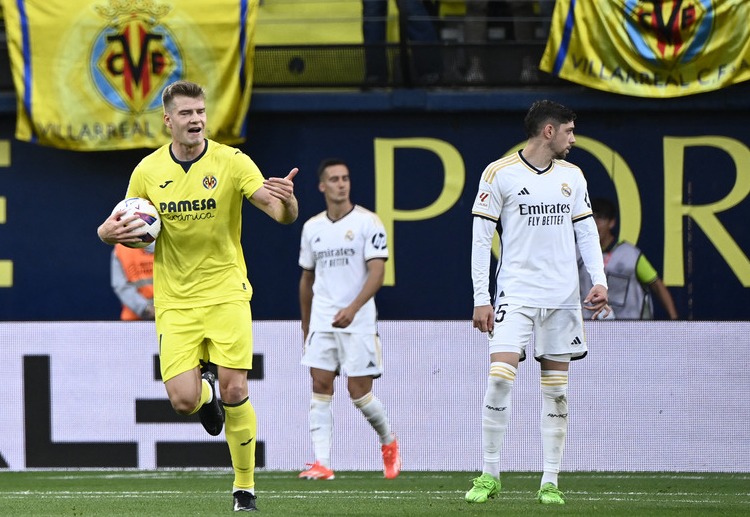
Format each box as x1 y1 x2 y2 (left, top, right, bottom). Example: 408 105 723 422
624 0 713 66
91 0 183 113
540 0 750 98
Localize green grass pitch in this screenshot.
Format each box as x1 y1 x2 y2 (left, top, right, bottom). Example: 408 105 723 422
0 470 747 516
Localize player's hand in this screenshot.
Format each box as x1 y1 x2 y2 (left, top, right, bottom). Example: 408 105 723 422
332 306 356 329
584 284 612 320
472 305 495 334
97 210 148 246
263 167 298 204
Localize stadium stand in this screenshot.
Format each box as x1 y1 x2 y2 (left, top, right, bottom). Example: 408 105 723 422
0 0 560 91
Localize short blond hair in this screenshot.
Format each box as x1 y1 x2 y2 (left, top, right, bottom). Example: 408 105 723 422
162 80 205 111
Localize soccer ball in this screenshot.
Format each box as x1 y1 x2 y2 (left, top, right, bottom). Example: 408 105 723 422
112 197 161 248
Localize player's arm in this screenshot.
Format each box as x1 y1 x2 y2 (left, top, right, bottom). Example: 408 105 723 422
99 170 150 245
249 167 299 224
332 258 385 329
574 215 611 319
471 216 495 333
299 269 314 342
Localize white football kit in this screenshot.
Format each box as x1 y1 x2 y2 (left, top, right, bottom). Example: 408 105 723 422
299 205 389 375
299 205 389 333
471 151 606 359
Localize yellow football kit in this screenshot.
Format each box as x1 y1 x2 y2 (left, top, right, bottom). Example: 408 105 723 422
126 139 264 379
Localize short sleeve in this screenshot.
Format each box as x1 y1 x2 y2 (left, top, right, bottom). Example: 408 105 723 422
571 170 594 221
234 151 265 200
299 223 314 270
471 165 502 221
125 164 146 199
364 213 389 261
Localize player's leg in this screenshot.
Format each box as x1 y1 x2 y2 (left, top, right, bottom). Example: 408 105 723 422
465 351 518 503
342 333 401 479
163 368 203 413
532 307 585 505
217 366 256 510
299 333 339 479
536 358 568 505
466 304 532 503
348 375 401 479
157 306 214 419
299 367 337 480
205 301 257 512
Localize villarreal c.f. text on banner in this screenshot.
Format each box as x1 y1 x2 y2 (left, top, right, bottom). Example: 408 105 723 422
540 0 750 98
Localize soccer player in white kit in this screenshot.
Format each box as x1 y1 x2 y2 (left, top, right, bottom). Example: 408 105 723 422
298 158 401 481
467 100 611 505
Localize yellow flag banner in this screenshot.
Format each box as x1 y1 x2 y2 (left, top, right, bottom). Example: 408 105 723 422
1 0 258 150
540 0 750 98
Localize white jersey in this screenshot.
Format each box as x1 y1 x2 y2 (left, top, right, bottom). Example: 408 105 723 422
471 151 606 309
299 205 389 333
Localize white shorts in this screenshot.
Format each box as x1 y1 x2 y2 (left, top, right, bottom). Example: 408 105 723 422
488 304 587 361
301 331 383 378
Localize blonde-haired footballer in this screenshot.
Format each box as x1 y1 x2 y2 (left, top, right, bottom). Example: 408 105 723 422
468 100 611 506
97 80 298 512
297 158 401 481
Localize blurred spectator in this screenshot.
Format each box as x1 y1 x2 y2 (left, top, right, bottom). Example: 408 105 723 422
538 0 556 38
506 0 540 82
111 242 155 321
464 0 489 82
578 198 679 320
439 0 553 84
363 0 442 85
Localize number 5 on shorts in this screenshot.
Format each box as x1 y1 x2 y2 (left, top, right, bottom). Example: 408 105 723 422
494 303 508 324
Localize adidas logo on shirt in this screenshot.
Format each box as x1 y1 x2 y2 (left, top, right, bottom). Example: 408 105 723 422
518 187 530 195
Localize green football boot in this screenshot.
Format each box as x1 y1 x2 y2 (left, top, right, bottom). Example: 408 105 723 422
537 482 566 505
465 473 501 503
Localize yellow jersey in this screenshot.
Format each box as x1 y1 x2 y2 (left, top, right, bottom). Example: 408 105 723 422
126 139 264 309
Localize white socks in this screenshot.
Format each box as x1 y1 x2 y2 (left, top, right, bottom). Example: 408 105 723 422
309 390 393 469
481 362 517 478
308 393 333 468
352 392 393 445
480 364 569 487
540 370 569 487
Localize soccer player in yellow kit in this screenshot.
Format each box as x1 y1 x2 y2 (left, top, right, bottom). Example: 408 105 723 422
98 80 298 512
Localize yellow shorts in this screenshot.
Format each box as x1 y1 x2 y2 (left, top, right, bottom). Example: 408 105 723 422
155 300 254 382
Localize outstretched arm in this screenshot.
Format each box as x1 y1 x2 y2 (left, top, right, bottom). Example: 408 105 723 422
249 167 299 224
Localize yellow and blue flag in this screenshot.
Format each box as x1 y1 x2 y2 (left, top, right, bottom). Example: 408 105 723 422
540 0 750 97
1 0 258 150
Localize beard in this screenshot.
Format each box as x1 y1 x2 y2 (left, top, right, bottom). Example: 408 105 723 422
553 147 569 160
